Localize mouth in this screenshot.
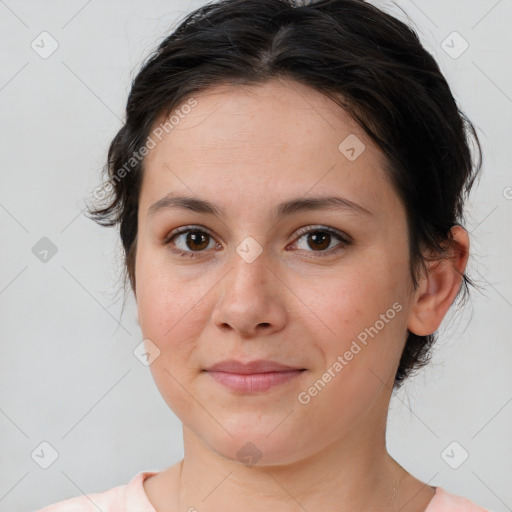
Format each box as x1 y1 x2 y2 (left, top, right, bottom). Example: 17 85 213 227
205 369 306 393
203 359 307 393
204 358 305 373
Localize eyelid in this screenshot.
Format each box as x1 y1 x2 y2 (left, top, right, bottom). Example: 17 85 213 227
163 224 351 257
163 224 215 244
164 224 350 242
293 224 351 243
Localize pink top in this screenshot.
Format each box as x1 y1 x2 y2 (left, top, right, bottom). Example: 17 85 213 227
35 471 493 512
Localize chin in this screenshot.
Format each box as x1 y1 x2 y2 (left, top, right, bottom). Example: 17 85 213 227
198 425 311 468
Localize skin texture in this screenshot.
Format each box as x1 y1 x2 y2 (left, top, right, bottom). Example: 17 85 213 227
134 78 469 512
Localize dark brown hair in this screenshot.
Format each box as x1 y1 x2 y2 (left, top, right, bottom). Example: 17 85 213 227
85 0 483 389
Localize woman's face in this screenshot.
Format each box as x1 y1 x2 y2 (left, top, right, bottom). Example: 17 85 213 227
135 78 417 464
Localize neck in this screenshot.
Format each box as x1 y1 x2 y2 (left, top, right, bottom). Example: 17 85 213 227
176 438 403 512
170 399 411 512
143 386 436 512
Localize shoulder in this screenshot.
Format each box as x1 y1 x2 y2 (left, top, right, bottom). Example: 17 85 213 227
34 485 125 512
426 487 493 512
34 471 159 512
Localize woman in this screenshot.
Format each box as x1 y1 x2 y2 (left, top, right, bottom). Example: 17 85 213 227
37 0 490 510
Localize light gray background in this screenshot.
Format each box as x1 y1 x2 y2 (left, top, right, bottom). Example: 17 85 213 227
0 0 511 511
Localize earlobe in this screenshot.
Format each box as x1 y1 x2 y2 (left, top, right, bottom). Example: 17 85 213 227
407 226 470 336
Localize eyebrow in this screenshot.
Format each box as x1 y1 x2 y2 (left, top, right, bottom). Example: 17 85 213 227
147 192 373 219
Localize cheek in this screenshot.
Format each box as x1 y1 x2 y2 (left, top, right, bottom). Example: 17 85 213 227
135 245 206 334
136 260 208 417
300 257 407 371
302 263 385 331
135 247 236 395
294 267 404 431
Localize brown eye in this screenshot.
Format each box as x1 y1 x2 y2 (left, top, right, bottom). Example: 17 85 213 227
165 227 218 255
292 226 350 257
163 225 350 259
183 230 210 251
304 231 331 251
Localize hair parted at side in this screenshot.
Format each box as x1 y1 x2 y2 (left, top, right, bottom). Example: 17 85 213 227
85 0 483 390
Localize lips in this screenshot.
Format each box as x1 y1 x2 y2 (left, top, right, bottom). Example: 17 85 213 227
203 359 306 393
204 359 305 374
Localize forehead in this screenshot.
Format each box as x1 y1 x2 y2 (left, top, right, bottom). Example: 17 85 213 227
139 79 399 223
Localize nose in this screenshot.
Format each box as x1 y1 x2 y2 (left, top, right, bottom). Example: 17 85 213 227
210 243 287 340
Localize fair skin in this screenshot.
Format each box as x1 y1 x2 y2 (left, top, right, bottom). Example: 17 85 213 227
134 78 469 512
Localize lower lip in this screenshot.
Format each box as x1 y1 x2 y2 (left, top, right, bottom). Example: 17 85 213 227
206 370 305 393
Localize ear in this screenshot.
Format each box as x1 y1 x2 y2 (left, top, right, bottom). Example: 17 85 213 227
407 225 470 336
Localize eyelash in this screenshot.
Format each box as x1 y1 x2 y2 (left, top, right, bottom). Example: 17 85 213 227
162 225 351 259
